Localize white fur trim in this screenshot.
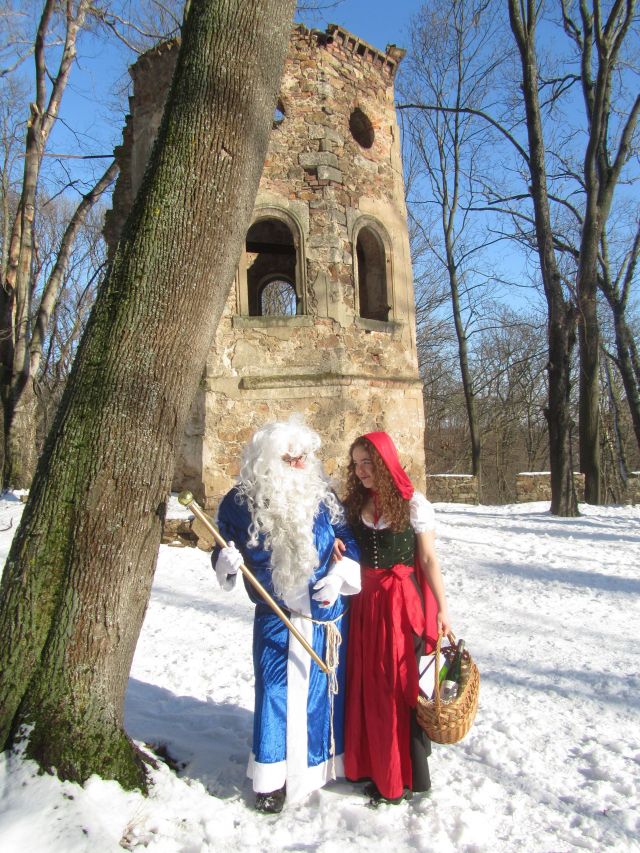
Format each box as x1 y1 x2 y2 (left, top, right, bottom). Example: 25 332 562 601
248 754 286 793
327 555 361 595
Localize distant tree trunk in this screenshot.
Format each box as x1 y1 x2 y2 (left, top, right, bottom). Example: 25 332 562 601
1 0 90 488
0 0 296 790
2 381 37 485
449 263 482 484
606 296 640 451
599 191 640 456
577 213 601 503
508 0 578 516
562 0 640 503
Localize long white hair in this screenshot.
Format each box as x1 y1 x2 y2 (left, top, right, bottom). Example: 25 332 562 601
236 418 342 597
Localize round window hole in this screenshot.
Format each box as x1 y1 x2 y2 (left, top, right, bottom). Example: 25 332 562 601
349 107 374 149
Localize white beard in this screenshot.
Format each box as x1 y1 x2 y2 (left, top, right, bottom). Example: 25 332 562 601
259 460 327 598
240 458 339 598
235 419 344 599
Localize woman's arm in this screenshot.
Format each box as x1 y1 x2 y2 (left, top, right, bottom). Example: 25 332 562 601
415 530 451 637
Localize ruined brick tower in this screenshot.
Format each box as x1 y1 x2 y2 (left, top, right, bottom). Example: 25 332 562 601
105 25 426 508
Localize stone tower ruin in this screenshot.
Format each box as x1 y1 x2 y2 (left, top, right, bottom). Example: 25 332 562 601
105 24 426 509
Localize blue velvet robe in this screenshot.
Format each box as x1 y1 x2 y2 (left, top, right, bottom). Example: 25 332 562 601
215 487 360 801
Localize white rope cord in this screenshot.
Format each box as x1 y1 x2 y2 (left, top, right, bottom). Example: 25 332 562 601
289 608 346 774
324 620 342 774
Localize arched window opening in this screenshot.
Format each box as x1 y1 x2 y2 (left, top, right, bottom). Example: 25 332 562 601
273 100 285 129
260 278 297 316
356 226 389 321
246 218 298 316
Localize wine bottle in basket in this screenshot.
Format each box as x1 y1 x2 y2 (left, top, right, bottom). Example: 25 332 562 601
439 639 466 703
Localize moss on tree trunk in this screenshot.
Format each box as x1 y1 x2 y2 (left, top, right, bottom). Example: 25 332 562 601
0 0 296 789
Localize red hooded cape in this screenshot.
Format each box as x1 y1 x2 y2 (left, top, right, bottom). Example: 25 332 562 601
345 432 439 799
362 431 439 652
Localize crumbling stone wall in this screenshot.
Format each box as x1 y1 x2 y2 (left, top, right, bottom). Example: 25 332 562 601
515 472 586 503
626 473 640 504
106 25 425 509
425 475 479 504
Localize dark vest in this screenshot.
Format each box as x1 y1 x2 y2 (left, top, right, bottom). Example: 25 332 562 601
355 519 415 569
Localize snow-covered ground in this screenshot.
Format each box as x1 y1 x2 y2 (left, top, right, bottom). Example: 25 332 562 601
0 493 639 852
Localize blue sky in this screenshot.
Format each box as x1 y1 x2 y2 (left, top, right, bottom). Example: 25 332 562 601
307 0 417 53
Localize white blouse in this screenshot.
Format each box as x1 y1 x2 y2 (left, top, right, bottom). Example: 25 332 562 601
361 490 435 533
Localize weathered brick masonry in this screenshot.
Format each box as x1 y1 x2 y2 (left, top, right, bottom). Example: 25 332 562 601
105 25 425 509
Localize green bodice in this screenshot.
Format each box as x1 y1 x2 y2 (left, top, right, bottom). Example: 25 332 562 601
355 519 415 569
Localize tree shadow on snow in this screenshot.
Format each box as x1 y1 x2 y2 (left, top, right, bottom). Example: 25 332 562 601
436 506 640 545
478 666 640 711
481 559 640 594
124 678 254 800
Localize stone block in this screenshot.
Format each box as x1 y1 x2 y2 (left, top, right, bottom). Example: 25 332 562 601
298 151 339 169
317 165 343 183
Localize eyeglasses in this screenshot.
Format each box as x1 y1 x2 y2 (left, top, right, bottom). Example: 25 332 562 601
282 453 307 466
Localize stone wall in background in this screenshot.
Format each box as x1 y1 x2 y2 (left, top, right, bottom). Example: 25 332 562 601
626 472 640 504
515 472 586 503
425 474 479 504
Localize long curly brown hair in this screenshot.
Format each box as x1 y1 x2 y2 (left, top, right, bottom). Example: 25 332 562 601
343 437 411 532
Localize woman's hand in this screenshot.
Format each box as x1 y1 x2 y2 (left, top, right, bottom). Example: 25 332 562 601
332 537 346 562
437 609 452 638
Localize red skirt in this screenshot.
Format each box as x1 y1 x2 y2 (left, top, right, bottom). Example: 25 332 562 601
344 563 437 799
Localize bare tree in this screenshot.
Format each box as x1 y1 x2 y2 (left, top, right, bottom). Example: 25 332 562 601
0 1 189 489
33 198 106 438
599 215 640 450
400 0 509 495
558 0 640 503
476 310 549 501
1 2 113 487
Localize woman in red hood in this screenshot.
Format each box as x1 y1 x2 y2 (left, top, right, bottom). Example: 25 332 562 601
341 432 451 805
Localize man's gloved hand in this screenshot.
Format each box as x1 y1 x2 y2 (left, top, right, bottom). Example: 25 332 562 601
214 541 243 591
312 573 344 608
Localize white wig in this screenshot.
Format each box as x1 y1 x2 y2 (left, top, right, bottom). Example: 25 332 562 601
236 417 342 597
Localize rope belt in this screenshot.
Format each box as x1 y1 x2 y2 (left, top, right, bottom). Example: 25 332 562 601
288 607 348 773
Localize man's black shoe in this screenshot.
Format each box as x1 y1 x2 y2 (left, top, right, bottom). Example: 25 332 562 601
255 785 286 814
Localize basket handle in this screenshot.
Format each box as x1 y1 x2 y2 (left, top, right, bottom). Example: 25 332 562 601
433 631 457 713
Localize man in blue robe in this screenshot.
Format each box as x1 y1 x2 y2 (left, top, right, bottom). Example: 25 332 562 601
212 419 360 813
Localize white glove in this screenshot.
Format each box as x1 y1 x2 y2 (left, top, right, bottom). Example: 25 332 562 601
312 573 344 608
215 541 243 591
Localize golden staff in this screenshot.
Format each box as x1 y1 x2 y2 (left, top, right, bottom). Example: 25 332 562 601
177 491 329 674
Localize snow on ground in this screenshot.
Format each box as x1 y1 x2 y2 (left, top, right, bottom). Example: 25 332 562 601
0 494 639 852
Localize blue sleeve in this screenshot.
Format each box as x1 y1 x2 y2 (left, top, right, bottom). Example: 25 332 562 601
211 488 251 568
332 512 360 563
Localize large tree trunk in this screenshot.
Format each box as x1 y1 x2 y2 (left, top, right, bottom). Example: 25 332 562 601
0 0 296 790
508 0 578 517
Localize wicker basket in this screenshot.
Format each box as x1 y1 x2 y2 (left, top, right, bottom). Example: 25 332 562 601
415 633 480 745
